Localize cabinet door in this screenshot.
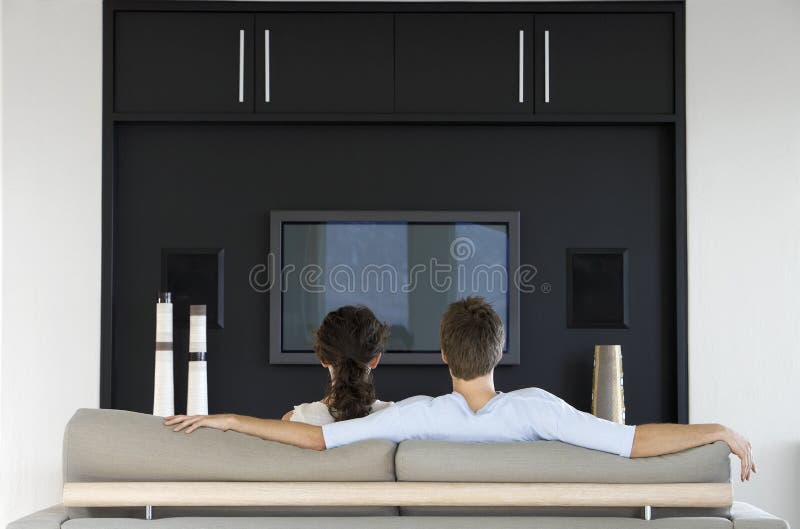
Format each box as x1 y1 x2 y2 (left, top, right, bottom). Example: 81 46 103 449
396 14 534 113
255 14 394 113
535 14 674 114
115 12 254 113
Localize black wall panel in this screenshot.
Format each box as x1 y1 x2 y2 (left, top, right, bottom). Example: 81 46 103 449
113 124 676 424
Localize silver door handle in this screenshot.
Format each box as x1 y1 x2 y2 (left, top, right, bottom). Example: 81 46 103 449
238 29 245 103
544 29 550 103
518 30 524 103
264 29 271 103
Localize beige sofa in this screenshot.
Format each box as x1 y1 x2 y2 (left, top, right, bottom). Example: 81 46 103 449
6 409 790 529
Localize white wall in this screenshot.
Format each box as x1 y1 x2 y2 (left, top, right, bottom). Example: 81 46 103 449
0 0 4 519
0 0 102 526
686 1 800 527
0 0 798 527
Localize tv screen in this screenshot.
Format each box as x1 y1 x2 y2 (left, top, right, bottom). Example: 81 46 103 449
269 211 519 365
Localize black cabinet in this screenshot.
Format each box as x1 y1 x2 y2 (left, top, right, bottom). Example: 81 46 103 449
115 12 255 113
113 9 677 117
396 14 534 113
254 14 394 113
535 14 674 114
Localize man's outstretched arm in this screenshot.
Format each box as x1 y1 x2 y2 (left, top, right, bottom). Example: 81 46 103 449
631 423 755 481
164 414 326 451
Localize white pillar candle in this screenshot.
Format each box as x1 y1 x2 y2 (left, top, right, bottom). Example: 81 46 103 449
153 293 174 417
189 305 207 354
187 304 208 416
187 360 208 416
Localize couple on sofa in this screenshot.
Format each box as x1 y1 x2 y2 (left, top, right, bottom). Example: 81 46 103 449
166 297 755 481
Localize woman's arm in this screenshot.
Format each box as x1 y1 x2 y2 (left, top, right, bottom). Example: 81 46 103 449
281 410 294 421
164 414 325 451
631 423 755 481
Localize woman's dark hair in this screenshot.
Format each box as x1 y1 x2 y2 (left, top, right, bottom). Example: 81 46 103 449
313 306 389 421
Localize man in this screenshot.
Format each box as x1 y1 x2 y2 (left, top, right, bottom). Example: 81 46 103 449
166 297 755 481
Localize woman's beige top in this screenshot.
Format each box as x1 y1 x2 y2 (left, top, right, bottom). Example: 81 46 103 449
290 400 392 426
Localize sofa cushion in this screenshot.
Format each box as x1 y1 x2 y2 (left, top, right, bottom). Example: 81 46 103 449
64 408 396 482
395 440 731 483
396 440 732 519
399 506 732 519
61 516 733 529
64 506 399 520
63 409 398 519
5 504 68 529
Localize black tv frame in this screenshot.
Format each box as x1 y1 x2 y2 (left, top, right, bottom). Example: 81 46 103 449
269 210 521 365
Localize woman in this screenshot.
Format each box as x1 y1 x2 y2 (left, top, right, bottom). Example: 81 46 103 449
284 305 391 425
165 305 390 435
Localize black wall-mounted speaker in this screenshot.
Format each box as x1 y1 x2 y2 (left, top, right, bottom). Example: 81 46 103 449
161 248 224 329
567 248 629 329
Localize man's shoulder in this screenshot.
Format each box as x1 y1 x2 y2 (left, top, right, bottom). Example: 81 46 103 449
504 386 561 403
394 393 461 410
394 394 436 408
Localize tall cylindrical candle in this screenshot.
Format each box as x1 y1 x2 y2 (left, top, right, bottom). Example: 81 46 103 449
187 304 208 416
153 292 174 417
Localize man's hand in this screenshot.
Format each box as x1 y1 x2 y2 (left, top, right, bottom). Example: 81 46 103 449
164 414 234 434
631 423 756 481
722 426 756 481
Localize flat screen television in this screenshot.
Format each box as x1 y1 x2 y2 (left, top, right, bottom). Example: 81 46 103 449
269 211 520 364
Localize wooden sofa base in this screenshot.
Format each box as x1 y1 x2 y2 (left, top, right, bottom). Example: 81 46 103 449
63 482 733 508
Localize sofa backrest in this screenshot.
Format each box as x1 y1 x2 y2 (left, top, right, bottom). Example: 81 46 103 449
395 439 732 518
395 439 732 483
64 408 396 482
63 408 398 519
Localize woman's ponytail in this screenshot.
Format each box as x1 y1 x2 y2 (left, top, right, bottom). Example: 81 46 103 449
313 306 389 421
327 358 375 421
